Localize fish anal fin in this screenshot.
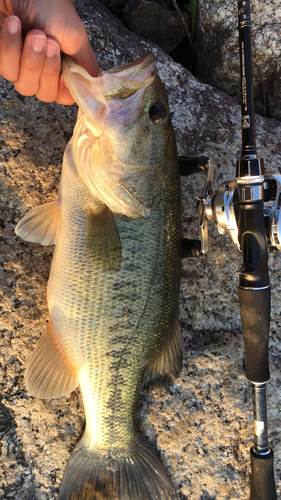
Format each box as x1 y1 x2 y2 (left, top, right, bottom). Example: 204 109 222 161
25 320 79 400
86 205 121 271
143 317 183 385
15 200 61 246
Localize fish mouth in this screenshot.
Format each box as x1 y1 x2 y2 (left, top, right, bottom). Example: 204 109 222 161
106 53 155 75
62 52 156 127
62 52 155 77
62 52 156 100
104 53 155 101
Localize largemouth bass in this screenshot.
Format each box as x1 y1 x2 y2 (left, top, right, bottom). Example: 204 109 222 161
15 53 182 500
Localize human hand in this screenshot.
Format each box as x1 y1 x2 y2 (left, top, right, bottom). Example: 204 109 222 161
0 0 100 104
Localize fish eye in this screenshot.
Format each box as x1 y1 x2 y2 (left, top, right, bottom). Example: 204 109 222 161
149 102 166 123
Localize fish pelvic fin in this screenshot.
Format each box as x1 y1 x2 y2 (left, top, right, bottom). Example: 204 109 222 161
143 318 183 386
86 205 121 272
15 199 61 245
59 433 178 500
25 320 79 399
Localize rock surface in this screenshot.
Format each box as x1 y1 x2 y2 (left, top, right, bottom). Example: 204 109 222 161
195 0 281 121
122 0 190 53
0 1 281 499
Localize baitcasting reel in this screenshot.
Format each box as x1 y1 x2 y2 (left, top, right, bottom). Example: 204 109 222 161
182 156 281 257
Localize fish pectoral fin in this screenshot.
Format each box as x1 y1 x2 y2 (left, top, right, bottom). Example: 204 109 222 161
25 319 79 400
143 317 183 385
86 205 122 271
15 199 61 245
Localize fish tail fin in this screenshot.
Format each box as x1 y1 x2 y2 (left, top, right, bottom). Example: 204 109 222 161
59 433 177 500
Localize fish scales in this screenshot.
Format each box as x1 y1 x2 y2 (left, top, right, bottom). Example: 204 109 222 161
16 53 182 499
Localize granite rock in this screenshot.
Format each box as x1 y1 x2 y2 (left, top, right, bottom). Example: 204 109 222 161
0 0 281 499
195 0 281 121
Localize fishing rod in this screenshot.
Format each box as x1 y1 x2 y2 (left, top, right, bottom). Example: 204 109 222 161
181 0 280 497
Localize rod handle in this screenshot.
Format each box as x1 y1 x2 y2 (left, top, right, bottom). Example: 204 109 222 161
250 447 277 500
238 287 270 383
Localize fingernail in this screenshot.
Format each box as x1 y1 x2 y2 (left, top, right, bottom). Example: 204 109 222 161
6 16 20 35
46 40 59 59
31 34 46 54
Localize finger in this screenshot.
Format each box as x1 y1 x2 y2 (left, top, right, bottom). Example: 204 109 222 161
35 37 60 103
56 73 75 106
0 15 22 81
58 6 100 78
14 29 47 96
71 41 100 79
0 12 8 26
0 0 12 18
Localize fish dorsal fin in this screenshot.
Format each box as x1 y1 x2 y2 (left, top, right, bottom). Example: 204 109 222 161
15 200 61 245
86 205 122 272
142 317 182 385
25 320 79 399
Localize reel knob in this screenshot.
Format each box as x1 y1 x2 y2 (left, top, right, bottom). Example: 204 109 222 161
196 159 214 254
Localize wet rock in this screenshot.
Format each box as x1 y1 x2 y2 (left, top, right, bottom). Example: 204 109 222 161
122 0 190 53
195 0 281 120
